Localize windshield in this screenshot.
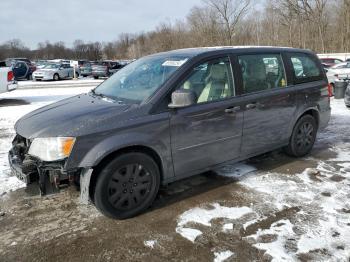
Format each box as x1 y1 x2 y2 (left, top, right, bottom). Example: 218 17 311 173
44 64 60 69
94 55 190 103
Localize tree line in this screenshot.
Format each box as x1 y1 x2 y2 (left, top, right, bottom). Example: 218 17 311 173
0 0 349 61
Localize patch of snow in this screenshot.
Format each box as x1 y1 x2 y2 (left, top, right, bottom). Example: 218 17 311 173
175 227 202 242
213 250 234 262
176 203 252 243
177 203 253 228
246 219 296 261
144 240 157 248
0 176 25 196
243 217 261 230
222 223 233 232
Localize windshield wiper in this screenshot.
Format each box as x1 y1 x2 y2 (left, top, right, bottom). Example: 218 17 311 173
91 89 104 97
91 89 125 104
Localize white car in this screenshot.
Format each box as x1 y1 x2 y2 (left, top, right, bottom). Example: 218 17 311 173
327 62 350 86
0 67 17 94
33 63 79 81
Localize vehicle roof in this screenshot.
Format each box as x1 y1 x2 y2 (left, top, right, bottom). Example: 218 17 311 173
148 46 315 58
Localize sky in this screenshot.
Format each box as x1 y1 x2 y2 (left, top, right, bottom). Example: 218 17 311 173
0 0 203 49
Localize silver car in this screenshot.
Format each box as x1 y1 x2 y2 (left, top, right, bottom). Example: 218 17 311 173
327 62 350 86
33 63 79 81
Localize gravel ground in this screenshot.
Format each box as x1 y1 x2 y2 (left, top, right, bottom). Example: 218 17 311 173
0 87 349 262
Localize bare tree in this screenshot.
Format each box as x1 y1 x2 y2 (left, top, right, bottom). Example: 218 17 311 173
202 0 251 45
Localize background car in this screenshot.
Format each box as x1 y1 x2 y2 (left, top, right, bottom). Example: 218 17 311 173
0 64 17 94
320 58 344 68
327 62 350 87
108 61 125 75
34 60 49 69
79 62 93 77
33 63 79 81
91 61 112 79
5 59 36 80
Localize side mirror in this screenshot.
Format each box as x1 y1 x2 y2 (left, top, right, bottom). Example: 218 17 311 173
168 89 196 109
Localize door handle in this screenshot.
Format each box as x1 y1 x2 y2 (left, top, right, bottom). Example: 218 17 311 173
225 106 240 114
246 103 256 109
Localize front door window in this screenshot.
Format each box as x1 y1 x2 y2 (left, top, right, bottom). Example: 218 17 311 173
176 57 234 104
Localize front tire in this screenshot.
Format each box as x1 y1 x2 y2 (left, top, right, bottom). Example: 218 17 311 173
285 115 317 157
53 73 59 81
94 152 160 219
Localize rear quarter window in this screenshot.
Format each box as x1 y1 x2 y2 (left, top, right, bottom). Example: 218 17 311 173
290 53 323 83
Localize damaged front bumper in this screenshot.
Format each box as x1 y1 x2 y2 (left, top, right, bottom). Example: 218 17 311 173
8 134 92 202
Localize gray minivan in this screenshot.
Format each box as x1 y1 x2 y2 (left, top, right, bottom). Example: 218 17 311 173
9 47 331 219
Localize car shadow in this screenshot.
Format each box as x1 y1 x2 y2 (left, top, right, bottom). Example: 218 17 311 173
0 99 30 107
149 143 334 213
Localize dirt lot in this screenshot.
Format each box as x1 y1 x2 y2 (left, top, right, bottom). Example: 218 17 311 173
0 89 349 262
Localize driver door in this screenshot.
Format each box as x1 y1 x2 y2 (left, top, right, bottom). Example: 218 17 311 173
170 56 243 177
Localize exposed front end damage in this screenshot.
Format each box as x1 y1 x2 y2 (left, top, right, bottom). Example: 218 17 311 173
8 134 87 197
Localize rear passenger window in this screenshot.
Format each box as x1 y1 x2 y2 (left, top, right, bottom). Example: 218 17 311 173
290 54 322 82
238 54 287 94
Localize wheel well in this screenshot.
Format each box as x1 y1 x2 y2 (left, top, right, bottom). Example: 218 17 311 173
88 145 164 201
300 109 319 128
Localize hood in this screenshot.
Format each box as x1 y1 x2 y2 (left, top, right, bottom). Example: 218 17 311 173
15 93 140 138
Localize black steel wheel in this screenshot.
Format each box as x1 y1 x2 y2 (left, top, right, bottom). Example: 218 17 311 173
285 115 317 157
94 152 160 219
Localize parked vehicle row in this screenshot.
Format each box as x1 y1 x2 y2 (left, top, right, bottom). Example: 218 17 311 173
0 58 131 82
9 46 331 219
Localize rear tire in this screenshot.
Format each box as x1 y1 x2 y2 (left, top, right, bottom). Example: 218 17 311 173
94 152 160 219
285 115 317 157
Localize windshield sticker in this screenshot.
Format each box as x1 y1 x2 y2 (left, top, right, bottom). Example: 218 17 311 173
162 59 188 67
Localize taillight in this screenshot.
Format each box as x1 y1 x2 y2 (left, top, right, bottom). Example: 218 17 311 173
7 71 14 82
327 83 333 97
